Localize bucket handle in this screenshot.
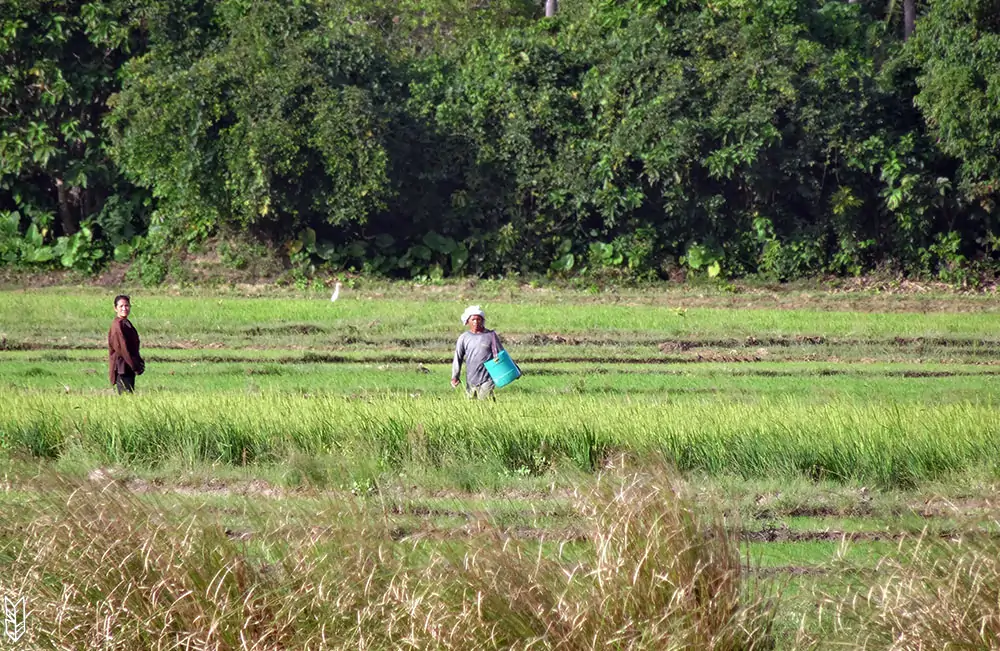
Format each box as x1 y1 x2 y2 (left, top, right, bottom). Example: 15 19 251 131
490 331 501 361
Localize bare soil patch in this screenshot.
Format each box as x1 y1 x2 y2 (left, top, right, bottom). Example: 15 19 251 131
245 324 327 336
911 497 1000 518
516 333 583 346
102 473 286 499
751 565 831 576
744 525 902 543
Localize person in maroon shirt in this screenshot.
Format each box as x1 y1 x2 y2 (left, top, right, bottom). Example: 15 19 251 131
108 294 144 394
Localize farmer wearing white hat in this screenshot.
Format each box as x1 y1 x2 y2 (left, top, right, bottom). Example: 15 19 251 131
451 305 504 399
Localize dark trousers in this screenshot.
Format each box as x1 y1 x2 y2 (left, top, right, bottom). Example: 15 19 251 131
116 373 135 394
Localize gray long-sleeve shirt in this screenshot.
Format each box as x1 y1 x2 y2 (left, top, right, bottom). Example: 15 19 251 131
452 330 503 388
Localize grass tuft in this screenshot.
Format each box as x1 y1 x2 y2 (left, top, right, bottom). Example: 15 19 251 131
803 530 1000 649
0 467 775 649
410 466 777 649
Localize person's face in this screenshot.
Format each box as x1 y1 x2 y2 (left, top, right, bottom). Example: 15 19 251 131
467 315 484 332
115 299 131 319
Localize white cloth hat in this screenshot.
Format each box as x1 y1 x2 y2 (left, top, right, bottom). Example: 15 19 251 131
461 305 486 325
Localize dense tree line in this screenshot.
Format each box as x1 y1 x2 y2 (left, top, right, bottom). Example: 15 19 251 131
1 0 999 281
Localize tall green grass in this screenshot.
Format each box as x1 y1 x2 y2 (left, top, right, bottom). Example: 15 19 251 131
3 392 998 488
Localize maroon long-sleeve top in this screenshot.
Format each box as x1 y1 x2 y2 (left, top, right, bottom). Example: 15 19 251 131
108 317 142 385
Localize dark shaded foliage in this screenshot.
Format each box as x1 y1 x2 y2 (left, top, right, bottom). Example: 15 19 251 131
2 0 998 280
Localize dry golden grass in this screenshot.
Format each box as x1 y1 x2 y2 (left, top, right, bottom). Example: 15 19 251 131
0 469 775 650
802 531 1000 650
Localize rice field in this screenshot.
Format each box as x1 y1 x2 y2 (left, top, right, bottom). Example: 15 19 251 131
2 281 1000 649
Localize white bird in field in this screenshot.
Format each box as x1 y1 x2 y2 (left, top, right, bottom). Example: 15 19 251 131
330 281 342 302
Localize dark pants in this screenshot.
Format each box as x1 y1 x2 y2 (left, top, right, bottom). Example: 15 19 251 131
116 373 135 394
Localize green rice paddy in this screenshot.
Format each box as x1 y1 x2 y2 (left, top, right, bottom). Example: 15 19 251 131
2 282 1000 648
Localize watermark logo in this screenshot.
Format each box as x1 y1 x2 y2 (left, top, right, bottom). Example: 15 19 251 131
3 596 25 643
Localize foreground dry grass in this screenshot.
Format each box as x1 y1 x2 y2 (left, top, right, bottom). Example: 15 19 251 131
5 467 1000 650
0 469 775 650
803 534 1000 650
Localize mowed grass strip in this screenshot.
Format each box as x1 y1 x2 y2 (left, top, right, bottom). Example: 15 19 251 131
2 392 999 488
11 341 1000 367
2 358 999 404
3 290 1000 348
10 345 1000 370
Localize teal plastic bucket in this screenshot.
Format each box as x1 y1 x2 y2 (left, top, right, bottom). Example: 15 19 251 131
484 350 521 388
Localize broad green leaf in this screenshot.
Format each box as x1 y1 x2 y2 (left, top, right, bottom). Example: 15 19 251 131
113 243 133 262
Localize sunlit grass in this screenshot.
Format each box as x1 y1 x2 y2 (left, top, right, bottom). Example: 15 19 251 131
804 531 1000 649
3 289 1000 349
2 392 999 488
0 467 777 650
3 356 999 408
3 284 1000 648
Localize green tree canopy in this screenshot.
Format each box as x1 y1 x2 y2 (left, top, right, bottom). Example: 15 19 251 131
908 0 1000 204
0 0 138 239
2 0 998 281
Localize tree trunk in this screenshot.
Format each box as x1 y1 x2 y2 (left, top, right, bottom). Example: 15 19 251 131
903 0 916 39
545 0 557 17
55 178 78 236
83 186 105 219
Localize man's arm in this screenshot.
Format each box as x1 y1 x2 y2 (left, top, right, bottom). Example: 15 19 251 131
451 335 465 384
